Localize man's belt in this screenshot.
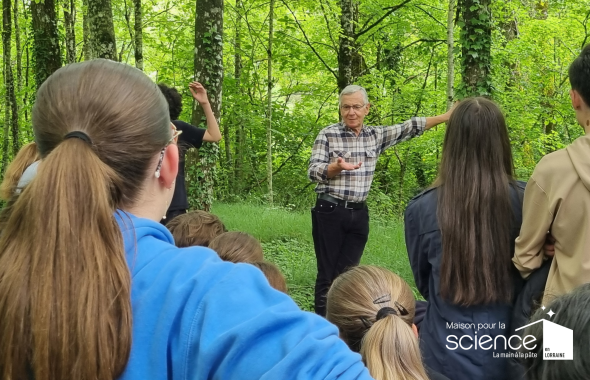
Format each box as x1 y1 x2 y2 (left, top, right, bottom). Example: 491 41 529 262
317 193 366 210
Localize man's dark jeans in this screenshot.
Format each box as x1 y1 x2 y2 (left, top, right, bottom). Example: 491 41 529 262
311 198 369 316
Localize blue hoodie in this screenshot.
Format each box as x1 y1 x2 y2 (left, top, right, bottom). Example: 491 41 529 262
116 212 373 380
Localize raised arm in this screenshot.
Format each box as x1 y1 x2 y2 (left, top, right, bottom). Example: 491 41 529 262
378 107 454 153
189 81 222 142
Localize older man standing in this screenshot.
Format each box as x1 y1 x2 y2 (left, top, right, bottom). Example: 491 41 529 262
308 85 453 316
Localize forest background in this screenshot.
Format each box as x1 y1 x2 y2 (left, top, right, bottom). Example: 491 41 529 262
1 0 588 309
1 0 589 216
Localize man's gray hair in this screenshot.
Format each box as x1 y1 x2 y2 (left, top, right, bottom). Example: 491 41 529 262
339 85 369 106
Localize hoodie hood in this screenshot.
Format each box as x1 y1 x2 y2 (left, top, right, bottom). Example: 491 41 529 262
566 134 590 192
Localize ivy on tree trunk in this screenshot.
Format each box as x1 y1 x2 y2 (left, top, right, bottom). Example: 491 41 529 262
31 0 62 89
3 0 18 158
190 0 223 211
458 0 492 97
87 0 117 60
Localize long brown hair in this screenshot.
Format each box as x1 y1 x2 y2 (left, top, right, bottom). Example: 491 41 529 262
0 142 40 200
327 266 429 380
0 59 170 380
434 97 515 305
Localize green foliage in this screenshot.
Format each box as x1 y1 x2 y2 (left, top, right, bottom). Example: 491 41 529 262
2 0 590 217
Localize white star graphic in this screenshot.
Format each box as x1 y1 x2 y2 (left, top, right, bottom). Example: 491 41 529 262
547 309 555 318
541 305 546 311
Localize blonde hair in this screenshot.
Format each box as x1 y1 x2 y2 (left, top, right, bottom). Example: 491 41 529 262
209 231 264 263
0 142 40 200
166 210 227 247
327 265 429 380
0 60 171 380
251 261 288 293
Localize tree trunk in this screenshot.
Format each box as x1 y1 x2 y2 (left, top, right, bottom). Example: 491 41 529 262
13 0 21 93
338 0 357 92
459 0 492 97
31 0 62 88
22 0 30 126
4 0 19 155
231 0 242 194
133 0 142 70
191 0 223 211
82 0 91 60
63 0 76 64
266 0 274 204
446 0 455 110
87 0 117 60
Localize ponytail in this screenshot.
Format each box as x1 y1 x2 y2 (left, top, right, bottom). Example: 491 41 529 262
0 138 132 380
361 315 429 380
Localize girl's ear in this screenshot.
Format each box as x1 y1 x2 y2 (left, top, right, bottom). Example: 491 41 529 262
159 144 179 188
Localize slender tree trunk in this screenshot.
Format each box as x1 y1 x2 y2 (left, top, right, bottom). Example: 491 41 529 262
22 0 30 125
31 0 62 88
13 0 21 93
446 0 455 110
82 0 91 60
191 0 223 211
2 0 9 172
231 0 242 194
4 0 19 155
266 0 274 204
87 0 117 60
459 0 492 96
338 0 356 92
63 0 76 63
133 0 142 70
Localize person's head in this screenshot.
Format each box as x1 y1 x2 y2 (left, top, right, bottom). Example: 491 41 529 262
327 265 428 380
209 231 264 263
434 97 515 306
166 210 227 247
251 261 288 293
0 59 179 380
339 85 370 131
568 44 590 131
158 83 183 120
524 283 590 380
0 142 40 200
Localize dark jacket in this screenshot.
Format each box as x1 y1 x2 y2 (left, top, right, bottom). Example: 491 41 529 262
506 258 553 379
404 181 526 380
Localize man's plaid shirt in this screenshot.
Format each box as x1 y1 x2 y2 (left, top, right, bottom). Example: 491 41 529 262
308 117 427 202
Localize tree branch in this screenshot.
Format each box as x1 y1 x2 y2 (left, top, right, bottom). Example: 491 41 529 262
355 0 413 38
413 4 446 29
280 0 337 79
319 0 338 51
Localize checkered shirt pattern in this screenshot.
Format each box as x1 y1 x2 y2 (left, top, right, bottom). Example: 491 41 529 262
308 117 427 202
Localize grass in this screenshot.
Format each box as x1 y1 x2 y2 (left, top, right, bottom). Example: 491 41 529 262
211 202 418 311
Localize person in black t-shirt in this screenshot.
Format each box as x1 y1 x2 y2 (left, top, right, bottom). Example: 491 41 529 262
158 82 221 224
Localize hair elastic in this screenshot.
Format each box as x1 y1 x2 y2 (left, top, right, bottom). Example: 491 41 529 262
376 307 398 321
64 131 92 145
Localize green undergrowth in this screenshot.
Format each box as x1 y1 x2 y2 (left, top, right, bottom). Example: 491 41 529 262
210 202 419 311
